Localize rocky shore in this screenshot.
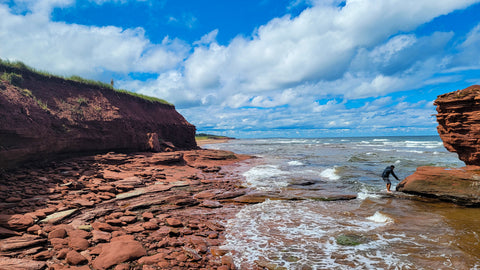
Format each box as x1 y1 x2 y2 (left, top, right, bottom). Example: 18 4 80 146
0 149 251 270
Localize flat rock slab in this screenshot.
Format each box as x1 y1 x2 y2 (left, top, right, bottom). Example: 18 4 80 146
149 153 184 165
397 166 480 206
40 209 78 224
115 184 173 200
0 257 46 270
0 235 46 251
92 239 147 270
0 226 21 238
233 190 357 204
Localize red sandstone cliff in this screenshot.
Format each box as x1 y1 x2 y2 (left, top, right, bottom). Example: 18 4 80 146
397 85 480 206
435 85 480 165
0 64 197 169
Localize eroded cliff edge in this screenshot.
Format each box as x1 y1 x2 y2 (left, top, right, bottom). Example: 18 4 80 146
0 63 197 169
397 85 480 206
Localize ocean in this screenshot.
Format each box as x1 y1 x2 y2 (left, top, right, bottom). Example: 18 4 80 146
203 136 480 270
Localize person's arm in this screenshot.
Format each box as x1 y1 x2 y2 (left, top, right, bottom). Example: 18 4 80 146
391 170 399 180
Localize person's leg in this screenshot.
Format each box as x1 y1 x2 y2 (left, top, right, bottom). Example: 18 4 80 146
383 177 392 192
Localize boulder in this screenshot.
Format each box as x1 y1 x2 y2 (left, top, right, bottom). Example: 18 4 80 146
0 214 34 230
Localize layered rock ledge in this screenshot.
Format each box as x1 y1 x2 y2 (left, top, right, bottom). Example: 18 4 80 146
0 149 250 269
396 166 480 206
0 63 197 169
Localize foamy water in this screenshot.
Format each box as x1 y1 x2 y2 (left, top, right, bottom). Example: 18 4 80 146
204 136 480 269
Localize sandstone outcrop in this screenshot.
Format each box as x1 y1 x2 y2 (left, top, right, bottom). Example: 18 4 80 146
0 63 197 169
434 85 480 165
396 166 480 206
397 85 480 206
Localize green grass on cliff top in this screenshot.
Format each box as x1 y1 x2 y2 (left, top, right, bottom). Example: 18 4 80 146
0 58 172 106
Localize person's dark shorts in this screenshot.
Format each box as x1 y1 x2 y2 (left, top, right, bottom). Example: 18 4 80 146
382 177 391 184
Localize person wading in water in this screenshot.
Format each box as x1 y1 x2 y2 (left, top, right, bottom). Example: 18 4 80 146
382 165 399 193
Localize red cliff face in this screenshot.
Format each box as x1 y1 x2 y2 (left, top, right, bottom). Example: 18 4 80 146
396 85 480 206
0 64 197 169
435 85 480 165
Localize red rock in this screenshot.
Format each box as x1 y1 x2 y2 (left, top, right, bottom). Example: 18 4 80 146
142 212 154 220
111 235 135 242
114 264 131 270
0 214 34 230
92 240 147 270
70 199 95 208
156 261 170 268
68 229 90 239
50 238 68 250
138 253 165 265
125 224 144 233
435 85 480 165
142 221 159 230
26 224 41 234
106 219 124 226
397 166 480 206
48 228 67 239
165 218 183 227
119 215 137 223
210 246 229 256
200 200 223 208
56 248 70 259
0 226 21 237
97 185 116 193
0 235 46 251
221 255 235 269
0 258 46 270
183 246 202 261
66 250 88 265
5 196 22 203
92 222 115 232
69 237 90 251
33 250 53 260
141 265 157 270
92 230 111 243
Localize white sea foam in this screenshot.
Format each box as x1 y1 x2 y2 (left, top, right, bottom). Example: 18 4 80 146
287 160 304 166
367 211 394 224
223 200 407 269
320 167 340 180
357 191 382 200
242 165 290 190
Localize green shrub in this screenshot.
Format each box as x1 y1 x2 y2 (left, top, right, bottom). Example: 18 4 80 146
36 99 48 111
76 97 88 106
0 58 172 105
0 72 23 87
21 88 33 97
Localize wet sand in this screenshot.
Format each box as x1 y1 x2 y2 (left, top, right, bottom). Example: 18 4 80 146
196 138 233 147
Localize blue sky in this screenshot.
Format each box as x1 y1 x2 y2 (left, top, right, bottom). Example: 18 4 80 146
1 0 480 138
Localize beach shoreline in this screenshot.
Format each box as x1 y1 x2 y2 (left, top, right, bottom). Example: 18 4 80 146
196 138 234 147
0 148 251 269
